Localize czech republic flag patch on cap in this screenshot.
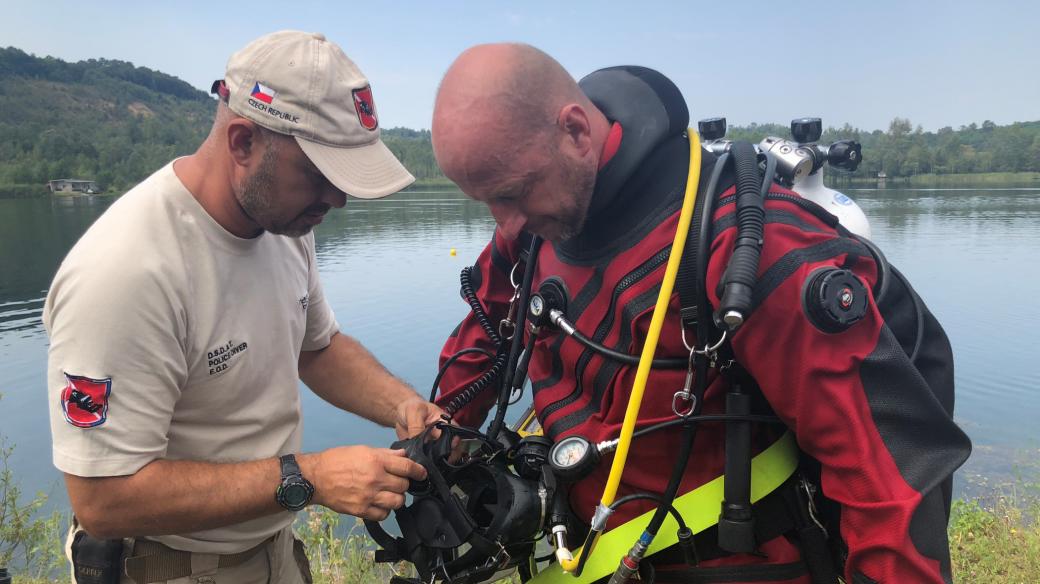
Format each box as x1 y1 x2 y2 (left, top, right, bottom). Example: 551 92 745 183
60 373 112 428
251 82 277 104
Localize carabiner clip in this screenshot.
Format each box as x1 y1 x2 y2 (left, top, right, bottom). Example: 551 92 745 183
672 346 698 417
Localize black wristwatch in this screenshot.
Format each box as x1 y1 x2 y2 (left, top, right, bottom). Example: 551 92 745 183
275 454 314 512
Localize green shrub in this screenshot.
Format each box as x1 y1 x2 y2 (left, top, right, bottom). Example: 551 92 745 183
949 483 1040 583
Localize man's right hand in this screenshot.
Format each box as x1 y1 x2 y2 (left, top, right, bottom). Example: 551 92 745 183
300 446 426 521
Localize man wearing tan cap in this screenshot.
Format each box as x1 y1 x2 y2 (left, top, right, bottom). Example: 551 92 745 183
44 31 440 583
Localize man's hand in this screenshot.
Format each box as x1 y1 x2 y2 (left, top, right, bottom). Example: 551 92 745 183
300 446 426 521
394 396 446 439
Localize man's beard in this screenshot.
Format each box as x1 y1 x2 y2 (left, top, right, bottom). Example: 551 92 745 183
552 157 597 242
236 146 317 238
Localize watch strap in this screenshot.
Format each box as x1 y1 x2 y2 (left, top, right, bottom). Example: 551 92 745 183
279 453 302 478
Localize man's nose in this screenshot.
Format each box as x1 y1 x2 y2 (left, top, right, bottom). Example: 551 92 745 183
323 186 347 209
492 208 527 240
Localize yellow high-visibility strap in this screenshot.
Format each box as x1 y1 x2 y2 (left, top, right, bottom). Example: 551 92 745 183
530 431 799 583
516 405 542 437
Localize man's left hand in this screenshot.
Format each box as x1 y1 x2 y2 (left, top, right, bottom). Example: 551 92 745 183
394 396 446 439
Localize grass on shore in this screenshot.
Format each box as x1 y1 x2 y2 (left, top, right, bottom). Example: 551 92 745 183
950 486 1040 582
5 498 1039 584
2 401 1037 584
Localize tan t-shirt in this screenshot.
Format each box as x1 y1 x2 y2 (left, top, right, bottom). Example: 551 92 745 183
44 161 339 553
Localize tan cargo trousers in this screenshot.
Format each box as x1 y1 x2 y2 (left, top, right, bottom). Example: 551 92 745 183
66 523 312 584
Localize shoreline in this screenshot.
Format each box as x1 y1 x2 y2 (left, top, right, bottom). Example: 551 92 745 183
4 172 1040 200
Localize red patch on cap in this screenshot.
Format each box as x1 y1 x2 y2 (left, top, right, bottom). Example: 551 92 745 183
60 374 112 428
352 86 378 131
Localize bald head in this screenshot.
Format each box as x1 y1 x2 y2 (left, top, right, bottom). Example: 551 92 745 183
432 43 606 189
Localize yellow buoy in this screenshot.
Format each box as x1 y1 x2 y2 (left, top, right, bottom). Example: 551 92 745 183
450 248 457 256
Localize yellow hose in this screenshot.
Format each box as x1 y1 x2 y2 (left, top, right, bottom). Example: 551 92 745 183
561 130 702 572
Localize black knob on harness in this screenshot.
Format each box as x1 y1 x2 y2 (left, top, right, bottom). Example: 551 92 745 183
791 117 823 144
827 140 863 172
698 117 727 141
804 268 869 333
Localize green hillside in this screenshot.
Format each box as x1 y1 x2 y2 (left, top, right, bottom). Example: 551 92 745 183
0 47 448 197
0 47 213 196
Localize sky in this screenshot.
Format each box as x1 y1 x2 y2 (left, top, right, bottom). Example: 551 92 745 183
1 0 1036 133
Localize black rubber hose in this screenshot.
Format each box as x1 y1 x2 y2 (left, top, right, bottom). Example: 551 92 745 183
852 234 891 304
507 343 535 405
717 142 768 330
442 351 507 416
640 354 709 542
759 151 777 201
692 152 730 330
569 327 687 369
643 417 699 539
609 493 687 531
488 236 543 440
429 347 496 402
630 413 784 440
573 525 598 576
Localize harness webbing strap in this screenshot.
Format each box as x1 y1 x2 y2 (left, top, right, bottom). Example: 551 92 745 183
529 431 799 583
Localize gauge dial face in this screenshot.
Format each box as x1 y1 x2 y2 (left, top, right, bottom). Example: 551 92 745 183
551 436 591 469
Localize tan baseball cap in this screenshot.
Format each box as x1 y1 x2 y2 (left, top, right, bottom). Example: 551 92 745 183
220 30 414 199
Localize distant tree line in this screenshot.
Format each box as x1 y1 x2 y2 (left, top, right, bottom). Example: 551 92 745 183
727 118 1040 178
380 127 445 183
2 47 1038 198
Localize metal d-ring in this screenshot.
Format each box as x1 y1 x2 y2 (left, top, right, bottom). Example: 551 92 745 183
509 261 521 289
700 330 727 355
681 328 728 357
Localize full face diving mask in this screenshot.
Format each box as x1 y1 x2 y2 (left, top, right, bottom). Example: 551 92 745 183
364 423 549 584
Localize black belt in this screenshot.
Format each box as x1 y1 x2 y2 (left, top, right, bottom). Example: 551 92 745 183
645 474 838 584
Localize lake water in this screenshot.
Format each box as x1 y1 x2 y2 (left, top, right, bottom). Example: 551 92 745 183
1 185 1038 512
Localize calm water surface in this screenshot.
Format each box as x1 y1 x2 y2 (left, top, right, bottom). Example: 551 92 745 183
1 185 1037 510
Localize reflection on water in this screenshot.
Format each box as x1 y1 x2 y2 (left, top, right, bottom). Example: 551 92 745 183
1 185 1038 505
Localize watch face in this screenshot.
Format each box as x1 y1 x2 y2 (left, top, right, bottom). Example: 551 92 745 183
282 483 311 509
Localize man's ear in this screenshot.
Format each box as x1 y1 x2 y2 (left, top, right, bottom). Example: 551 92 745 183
226 119 261 168
557 104 593 157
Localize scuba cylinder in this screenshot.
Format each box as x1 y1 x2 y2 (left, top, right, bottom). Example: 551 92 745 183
702 116 872 239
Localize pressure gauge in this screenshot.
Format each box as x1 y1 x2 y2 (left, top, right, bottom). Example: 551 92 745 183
548 435 600 482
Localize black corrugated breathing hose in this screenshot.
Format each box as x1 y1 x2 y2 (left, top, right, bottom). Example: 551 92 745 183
716 142 772 331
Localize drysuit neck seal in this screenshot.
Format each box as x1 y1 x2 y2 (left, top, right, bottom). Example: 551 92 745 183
579 66 690 219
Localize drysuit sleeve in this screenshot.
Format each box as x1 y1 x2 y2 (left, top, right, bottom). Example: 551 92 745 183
434 230 522 428
706 197 970 584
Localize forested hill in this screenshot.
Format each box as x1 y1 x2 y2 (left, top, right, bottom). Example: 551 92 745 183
0 47 441 196
1 47 1038 197
0 47 212 195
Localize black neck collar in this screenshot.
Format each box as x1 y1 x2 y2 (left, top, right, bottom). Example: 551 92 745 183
582 66 690 217
553 67 692 261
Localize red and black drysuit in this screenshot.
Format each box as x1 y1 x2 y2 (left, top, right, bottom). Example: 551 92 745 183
436 66 970 584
